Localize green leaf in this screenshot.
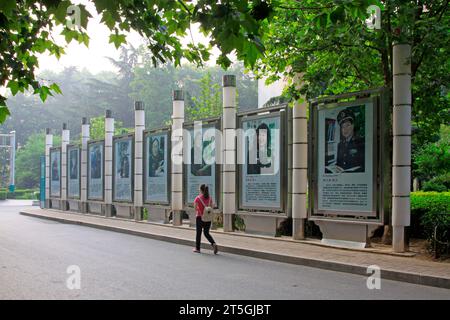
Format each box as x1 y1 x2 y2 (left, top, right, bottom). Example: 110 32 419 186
94 0 116 12
101 11 117 30
0 0 15 16
0 106 11 123
109 33 127 49
7 81 19 96
54 1 71 24
242 41 259 69
39 86 51 102
50 83 62 95
78 5 92 30
61 28 79 44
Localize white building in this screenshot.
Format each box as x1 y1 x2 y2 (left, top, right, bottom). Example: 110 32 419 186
257 77 287 108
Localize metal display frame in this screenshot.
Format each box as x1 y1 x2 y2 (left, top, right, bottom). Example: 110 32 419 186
237 104 288 213
143 126 171 205
112 133 135 204
183 117 221 209
308 88 389 225
49 147 62 198
66 144 81 200
87 139 105 202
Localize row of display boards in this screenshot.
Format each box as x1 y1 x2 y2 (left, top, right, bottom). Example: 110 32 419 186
49 106 288 213
48 88 389 226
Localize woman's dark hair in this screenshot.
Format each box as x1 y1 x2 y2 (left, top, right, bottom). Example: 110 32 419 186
200 184 209 199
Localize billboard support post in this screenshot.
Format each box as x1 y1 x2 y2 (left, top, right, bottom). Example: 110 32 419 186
171 90 184 226
392 43 412 253
222 75 236 232
45 128 53 208
134 101 145 220
9 131 15 192
61 123 70 211
80 117 90 213
105 110 114 217
292 98 308 239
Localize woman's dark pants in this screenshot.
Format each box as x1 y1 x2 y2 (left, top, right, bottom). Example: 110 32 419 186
196 216 216 250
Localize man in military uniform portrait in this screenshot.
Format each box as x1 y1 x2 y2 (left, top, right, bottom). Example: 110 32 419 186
334 108 365 173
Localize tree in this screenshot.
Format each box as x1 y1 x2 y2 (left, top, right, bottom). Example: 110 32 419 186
15 133 61 188
1 67 130 146
0 0 276 122
256 0 449 146
414 125 450 191
89 116 131 141
186 72 222 121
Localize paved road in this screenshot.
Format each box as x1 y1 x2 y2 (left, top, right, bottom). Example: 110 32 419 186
1 202 449 299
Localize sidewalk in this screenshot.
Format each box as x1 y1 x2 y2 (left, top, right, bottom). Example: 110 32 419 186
20 208 450 289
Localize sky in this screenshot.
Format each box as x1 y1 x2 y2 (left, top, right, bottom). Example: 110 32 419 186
37 1 221 75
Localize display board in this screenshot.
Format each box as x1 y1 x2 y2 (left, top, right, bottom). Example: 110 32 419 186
67 145 80 198
113 136 133 202
310 93 385 219
144 130 169 204
87 141 104 200
185 122 220 206
50 148 61 197
239 113 283 210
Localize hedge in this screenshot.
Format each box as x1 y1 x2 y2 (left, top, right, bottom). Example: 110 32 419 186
411 191 450 213
411 191 450 258
0 189 39 200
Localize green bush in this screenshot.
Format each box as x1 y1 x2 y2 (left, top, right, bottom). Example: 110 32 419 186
233 215 246 231
422 173 450 192
0 188 40 200
413 125 450 192
142 208 149 220
411 191 450 213
411 191 450 258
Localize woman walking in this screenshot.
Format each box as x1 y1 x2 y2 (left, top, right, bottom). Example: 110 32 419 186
193 184 218 254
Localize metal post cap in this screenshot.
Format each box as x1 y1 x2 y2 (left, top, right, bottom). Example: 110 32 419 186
223 75 236 87
173 90 184 101
46 128 51 134
82 117 88 125
105 109 112 118
62 123 67 130
135 101 144 110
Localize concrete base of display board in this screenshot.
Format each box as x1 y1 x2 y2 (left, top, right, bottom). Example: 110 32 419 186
61 200 69 211
49 199 61 209
68 200 81 212
184 207 196 228
238 211 287 237
314 220 380 249
145 205 170 224
115 204 134 219
80 202 88 213
88 202 104 215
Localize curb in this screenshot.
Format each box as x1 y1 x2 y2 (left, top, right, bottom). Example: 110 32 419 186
20 211 450 289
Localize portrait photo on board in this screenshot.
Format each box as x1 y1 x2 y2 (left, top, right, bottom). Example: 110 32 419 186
90 145 102 179
117 141 130 179
246 120 274 175
149 136 164 177
190 130 212 177
324 105 365 174
69 149 78 179
51 153 59 181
